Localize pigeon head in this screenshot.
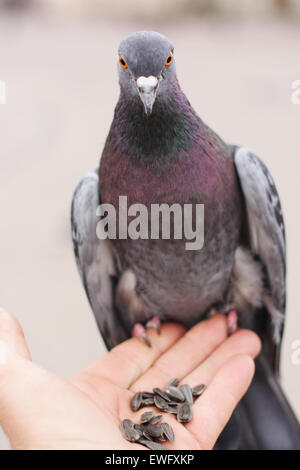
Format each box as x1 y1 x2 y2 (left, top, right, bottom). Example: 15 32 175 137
118 31 175 115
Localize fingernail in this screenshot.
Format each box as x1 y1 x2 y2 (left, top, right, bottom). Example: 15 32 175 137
0 340 8 365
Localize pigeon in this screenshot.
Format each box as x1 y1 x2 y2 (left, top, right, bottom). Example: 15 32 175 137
70 31 300 450
71 31 286 375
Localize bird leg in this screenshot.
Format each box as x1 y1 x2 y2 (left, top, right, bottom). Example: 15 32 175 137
208 307 239 336
131 323 152 347
131 316 161 347
132 309 237 347
146 316 161 334
227 310 239 336
207 307 218 318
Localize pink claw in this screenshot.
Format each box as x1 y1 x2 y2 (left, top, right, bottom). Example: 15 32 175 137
207 307 218 318
227 310 239 336
146 316 161 334
132 323 152 347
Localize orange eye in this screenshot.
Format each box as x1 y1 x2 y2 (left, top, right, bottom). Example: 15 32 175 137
119 55 128 69
165 52 173 67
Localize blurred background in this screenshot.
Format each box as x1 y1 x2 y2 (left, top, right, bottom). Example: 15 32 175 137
0 0 300 449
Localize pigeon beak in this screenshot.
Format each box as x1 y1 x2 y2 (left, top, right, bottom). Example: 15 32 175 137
136 76 159 116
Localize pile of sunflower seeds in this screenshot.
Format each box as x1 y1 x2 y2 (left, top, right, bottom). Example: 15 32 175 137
120 412 174 450
120 378 206 449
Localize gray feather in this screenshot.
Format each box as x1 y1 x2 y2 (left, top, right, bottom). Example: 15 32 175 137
234 147 286 344
71 170 128 349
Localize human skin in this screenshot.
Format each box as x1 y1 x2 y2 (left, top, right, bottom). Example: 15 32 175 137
0 309 261 450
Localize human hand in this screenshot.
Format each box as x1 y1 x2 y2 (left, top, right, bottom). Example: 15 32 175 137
0 309 261 450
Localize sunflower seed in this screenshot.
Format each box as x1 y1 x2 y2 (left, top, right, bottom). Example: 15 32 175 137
153 387 172 402
134 423 143 431
165 385 185 402
138 437 168 450
156 435 167 442
133 424 143 439
149 415 163 425
131 392 143 411
166 377 179 388
120 419 140 442
161 422 175 442
177 403 193 423
166 400 180 406
142 423 163 438
140 411 154 423
166 405 178 414
142 396 155 406
141 391 155 399
192 384 206 397
179 384 193 405
142 430 154 441
154 394 169 410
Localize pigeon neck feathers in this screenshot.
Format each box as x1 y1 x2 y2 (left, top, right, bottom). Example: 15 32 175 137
108 78 202 163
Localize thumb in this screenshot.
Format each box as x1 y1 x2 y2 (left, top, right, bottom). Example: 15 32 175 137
0 309 33 447
0 308 31 361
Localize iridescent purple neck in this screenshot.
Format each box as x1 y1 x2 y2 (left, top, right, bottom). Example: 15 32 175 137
105 78 202 163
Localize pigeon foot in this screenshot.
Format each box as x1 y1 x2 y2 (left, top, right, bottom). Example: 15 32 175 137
146 316 161 334
132 323 152 347
131 317 161 347
207 307 218 318
227 310 239 336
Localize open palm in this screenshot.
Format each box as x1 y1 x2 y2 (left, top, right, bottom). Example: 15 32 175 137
0 309 260 450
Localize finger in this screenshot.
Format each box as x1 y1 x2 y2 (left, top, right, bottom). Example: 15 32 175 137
82 322 186 389
131 314 228 392
184 329 261 387
0 308 31 361
186 354 255 449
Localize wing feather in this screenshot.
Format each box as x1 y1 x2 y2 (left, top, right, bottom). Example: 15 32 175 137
71 170 128 349
234 147 286 346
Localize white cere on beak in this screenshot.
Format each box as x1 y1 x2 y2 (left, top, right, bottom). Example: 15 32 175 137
136 76 158 93
136 76 159 115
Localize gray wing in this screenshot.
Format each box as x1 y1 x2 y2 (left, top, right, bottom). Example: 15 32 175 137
71 170 128 350
234 147 286 346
